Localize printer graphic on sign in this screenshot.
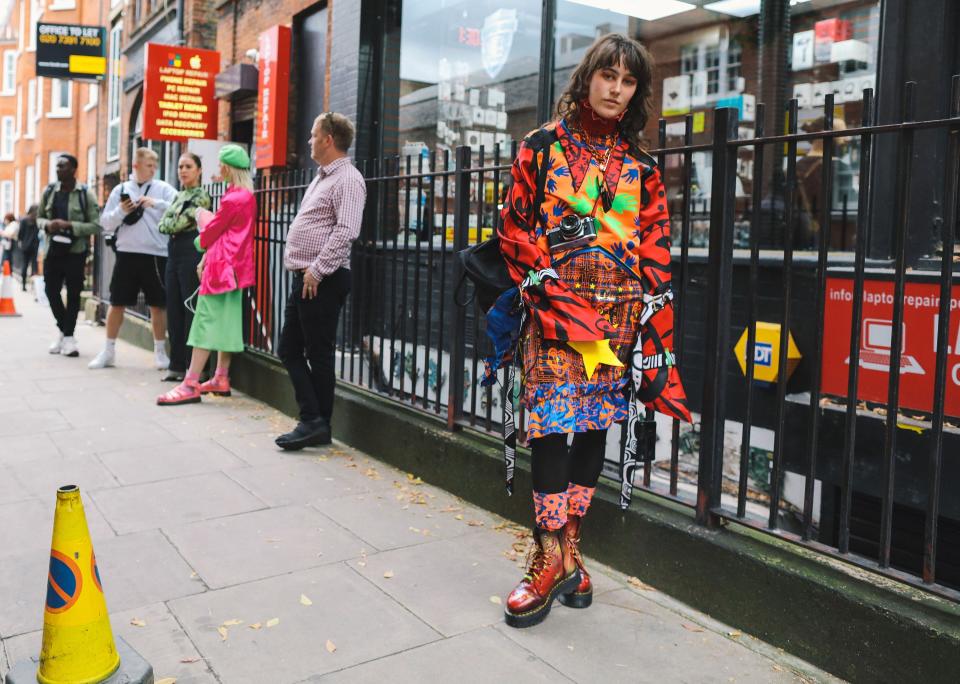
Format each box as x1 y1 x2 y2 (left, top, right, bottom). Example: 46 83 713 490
845 319 925 375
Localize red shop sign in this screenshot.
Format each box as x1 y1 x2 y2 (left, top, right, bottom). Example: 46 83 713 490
256 25 291 169
142 43 220 142
821 274 960 418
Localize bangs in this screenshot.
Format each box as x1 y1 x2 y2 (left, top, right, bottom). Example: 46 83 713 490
589 38 646 82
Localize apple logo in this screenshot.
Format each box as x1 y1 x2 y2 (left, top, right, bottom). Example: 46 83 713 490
189 54 201 69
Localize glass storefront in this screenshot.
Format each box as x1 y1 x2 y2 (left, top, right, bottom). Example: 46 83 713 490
380 0 883 251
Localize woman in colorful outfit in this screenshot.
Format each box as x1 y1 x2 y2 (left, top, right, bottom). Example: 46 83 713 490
158 153 212 382
157 145 255 406
496 34 691 627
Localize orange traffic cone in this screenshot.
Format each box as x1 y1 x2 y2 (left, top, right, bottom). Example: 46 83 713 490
0 259 20 317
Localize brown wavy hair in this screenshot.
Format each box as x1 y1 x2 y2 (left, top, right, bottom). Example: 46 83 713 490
555 33 655 148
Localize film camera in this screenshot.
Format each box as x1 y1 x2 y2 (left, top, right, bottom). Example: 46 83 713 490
546 214 599 253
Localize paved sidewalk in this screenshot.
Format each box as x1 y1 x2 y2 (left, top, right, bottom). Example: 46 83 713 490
0 290 840 683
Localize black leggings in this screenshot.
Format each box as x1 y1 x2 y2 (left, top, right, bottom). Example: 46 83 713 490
530 429 608 494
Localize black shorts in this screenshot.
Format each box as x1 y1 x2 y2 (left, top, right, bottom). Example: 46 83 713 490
109 252 167 307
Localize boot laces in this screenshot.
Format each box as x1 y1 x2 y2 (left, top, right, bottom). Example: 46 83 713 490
522 544 549 583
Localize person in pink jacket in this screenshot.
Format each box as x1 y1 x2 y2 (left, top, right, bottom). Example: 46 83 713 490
157 145 255 406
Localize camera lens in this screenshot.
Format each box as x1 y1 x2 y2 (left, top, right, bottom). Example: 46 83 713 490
559 215 581 239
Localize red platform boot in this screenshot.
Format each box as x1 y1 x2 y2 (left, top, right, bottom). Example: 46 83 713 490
558 515 593 608
504 528 580 628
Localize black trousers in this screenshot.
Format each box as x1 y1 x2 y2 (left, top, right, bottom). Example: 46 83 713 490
278 268 351 423
165 233 201 373
44 252 86 337
20 244 39 288
530 430 609 493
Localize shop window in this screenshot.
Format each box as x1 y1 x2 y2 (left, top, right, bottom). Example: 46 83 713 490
549 0 880 252
385 0 543 158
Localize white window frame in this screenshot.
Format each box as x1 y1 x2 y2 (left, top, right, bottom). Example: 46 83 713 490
84 82 98 111
34 154 41 200
106 23 121 161
35 76 43 122
24 165 34 210
48 78 72 118
14 168 20 216
27 0 39 52
25 78 35 138
15 85 22 138
2 51 16 95
86 144 96 188
1 181 13 216
18 0 25 52
48 0 77 10
679 39 741 102
1 116 15 160
49 152 67 183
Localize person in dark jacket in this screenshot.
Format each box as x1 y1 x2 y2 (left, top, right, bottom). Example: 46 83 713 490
38 155 102 357
16 205 40 291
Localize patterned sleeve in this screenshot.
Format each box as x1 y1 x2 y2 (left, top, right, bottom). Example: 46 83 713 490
497 139 613 343
631 165 691 423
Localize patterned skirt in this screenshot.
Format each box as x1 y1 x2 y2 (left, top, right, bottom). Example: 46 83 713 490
522 250 644 439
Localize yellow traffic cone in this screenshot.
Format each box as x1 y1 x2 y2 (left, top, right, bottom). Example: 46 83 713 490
37 485 120 684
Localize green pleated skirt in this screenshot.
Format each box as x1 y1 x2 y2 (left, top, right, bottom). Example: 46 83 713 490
187 289 244 352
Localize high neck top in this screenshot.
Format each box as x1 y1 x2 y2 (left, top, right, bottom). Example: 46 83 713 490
578 99 620 137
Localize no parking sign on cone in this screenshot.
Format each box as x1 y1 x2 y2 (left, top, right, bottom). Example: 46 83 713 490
4 485 153 684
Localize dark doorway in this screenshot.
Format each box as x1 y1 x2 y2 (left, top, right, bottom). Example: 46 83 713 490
295 3 327 168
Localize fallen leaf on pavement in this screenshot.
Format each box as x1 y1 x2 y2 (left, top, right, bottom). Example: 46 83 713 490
266 618 280 628
627 576 655 591
455 514 464 520
300 594 313 606
326 640 337 653
156 679 177 684
221 619 243 627
383 570 395 579
248 623 262 630
772 665 784 672
489 596 502 605
129 618 147 627
466 520 484 527
727 630 742 638
217 627 228 641
681 623 705 633
406 473 424 485
409 526 421 533
180 657 201 664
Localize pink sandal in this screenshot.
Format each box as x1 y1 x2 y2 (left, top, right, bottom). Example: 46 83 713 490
199 374 231 397
157 382 202 406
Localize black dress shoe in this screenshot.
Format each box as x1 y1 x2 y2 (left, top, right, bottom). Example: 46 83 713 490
275 418 332 451
162 371 185 382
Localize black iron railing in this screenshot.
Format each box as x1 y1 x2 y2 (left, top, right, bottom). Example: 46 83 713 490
91 77 960 603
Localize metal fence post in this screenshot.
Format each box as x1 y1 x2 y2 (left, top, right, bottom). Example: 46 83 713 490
696 107 739 526
446 145 471 430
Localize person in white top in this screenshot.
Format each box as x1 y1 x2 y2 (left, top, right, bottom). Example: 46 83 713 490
91 147 178 370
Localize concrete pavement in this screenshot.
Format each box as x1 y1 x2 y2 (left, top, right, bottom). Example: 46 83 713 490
0 289 841 683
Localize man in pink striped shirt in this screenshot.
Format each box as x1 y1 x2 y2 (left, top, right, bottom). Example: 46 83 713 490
276 112 367 450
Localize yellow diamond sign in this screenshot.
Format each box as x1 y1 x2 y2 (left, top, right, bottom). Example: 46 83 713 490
734 322 801 383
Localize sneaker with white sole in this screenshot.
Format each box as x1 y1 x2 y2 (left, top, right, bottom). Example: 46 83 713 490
154 349 170 370
88 348 115 369
61 336 79 357
48 333 64 354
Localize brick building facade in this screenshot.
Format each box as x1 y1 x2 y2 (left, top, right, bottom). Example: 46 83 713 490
0 0 104 215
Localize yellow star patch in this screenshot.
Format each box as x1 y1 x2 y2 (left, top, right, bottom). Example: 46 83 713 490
567 339 624 380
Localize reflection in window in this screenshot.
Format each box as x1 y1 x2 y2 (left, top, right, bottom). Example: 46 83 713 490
387 1 542 159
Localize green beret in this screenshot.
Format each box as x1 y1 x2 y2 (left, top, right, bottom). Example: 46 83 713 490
218 144 250 170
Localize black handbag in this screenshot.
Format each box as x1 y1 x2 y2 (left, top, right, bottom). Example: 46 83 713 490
455 145 550 311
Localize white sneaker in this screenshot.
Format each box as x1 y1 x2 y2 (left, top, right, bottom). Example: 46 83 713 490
61 336 79 357
154 349 170 370
88 348 115 369
48 333 64 354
